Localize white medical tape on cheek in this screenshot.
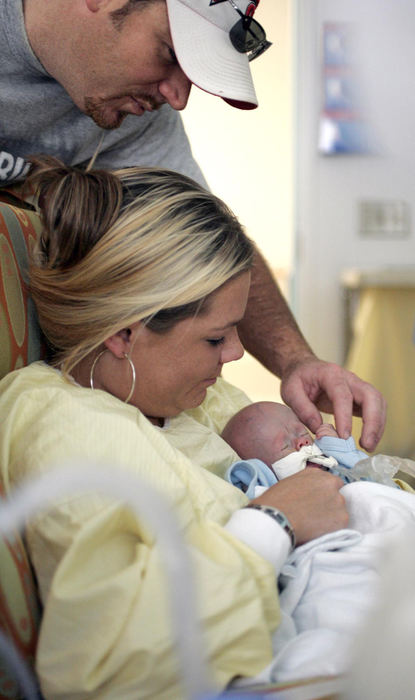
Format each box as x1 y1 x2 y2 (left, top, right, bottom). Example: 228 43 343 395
272 444 338 480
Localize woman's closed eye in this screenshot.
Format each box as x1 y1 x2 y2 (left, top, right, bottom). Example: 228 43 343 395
207 337 225 347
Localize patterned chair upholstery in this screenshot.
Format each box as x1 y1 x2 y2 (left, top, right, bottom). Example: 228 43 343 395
0 192 43 699
0 195 43 381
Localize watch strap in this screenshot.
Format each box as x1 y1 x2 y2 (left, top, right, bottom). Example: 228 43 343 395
244 503 296 551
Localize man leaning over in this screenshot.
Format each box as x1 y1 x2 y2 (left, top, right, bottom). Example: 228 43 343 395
0 0 386 450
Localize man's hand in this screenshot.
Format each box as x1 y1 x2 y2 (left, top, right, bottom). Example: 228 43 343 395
280 357 386 452
236 249 386 452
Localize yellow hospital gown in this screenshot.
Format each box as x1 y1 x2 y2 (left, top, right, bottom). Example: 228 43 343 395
0 362 281 699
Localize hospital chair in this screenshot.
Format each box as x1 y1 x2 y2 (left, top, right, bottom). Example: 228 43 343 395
0 191 44 699
0 189 342 700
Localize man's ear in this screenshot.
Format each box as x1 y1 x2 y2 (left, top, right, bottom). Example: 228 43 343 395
103 328 132 359
85 0 103 12
85 0 124 13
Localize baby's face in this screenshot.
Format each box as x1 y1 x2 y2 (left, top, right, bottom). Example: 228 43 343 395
263 404 313 461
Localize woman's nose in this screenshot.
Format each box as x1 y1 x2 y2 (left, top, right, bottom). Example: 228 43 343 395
294 435 312 450
221 330 244 365
158 67 192 110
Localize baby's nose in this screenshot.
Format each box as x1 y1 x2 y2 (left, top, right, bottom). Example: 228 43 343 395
295 435 312 450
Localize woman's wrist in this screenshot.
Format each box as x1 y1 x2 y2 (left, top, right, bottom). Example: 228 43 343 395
224 506 293 576
244 503 296 550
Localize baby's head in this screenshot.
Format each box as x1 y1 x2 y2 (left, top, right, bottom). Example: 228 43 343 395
221 401 313 468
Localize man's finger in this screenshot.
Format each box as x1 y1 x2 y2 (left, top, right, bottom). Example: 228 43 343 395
282 379 323 434
330 383 354 440
358 390 387 451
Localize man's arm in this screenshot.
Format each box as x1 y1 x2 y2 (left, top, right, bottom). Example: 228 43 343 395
238 249 314 375
238 248 386 452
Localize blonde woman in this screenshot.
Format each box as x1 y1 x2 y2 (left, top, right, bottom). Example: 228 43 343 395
0 157 347 699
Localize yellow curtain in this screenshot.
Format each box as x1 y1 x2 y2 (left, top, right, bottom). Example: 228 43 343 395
346 287 415 459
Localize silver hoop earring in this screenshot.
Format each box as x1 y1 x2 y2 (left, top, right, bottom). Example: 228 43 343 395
123 352 136 404
90 349 136 404
90 349 107 391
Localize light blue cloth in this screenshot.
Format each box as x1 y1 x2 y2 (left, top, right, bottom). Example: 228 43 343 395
316 436 398 488
225 459 277 499
314 435 367 469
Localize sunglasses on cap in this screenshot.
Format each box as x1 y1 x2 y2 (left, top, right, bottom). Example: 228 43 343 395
227 0 272 61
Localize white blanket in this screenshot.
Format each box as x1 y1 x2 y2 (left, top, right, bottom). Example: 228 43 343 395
244 482 415 685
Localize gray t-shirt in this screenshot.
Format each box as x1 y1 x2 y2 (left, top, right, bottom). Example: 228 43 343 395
0 0 207 186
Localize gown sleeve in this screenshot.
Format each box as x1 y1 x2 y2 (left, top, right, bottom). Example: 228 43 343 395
0 366 280 699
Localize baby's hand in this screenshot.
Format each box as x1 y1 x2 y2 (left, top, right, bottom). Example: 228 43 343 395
315 423 339 439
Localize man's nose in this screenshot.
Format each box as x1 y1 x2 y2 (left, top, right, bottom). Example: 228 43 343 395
295 435 312 450
158 66 192 110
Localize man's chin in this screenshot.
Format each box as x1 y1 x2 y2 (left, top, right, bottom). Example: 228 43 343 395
84 99 128 130
90 111 127 130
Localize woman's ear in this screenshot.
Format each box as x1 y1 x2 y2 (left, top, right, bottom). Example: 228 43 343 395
103 328 132 359
103 322 142 358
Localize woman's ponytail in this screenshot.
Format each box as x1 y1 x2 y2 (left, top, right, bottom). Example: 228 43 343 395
26 155 123 269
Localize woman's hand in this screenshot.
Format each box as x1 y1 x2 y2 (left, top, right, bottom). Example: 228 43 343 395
252 468 348 546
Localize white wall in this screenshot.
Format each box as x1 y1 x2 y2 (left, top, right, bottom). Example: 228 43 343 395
295 0 415 364
182 1 294 400
182 2 293 268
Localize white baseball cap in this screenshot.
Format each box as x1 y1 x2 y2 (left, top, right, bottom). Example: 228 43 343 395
165 0 271 110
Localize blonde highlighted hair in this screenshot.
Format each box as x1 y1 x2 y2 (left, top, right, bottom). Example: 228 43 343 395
27 156 253 374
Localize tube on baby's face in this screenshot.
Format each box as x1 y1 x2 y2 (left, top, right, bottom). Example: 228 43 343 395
272 444 338 480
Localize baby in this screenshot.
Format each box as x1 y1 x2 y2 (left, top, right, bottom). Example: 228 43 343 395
222 401 414 684
221 401 397 498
